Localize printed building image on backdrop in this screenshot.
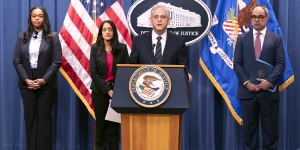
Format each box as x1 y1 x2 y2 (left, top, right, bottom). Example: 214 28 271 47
136 2 202 28
127 0 212 46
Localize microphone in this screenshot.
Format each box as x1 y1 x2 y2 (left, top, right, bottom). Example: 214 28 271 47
152 43 156 50
33 30 38 39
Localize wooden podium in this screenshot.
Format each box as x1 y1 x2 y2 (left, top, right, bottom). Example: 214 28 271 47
111 64 191 150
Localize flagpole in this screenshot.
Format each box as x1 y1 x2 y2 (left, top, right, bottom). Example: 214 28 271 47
236 0 238 17
93 0 97 44
93 1 97 150
233 0 239 52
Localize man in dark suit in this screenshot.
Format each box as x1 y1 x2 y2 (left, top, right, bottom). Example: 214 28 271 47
233 5 285 150
129 3 192 82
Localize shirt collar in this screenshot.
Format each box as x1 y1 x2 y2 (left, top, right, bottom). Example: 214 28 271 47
32 30 43 39
253 27 267 35
152 30 167 41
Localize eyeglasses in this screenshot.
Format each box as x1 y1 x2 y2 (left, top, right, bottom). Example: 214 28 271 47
152 15 168 20
251 15 267 21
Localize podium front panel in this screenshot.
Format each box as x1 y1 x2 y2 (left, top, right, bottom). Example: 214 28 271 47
111 66 191 114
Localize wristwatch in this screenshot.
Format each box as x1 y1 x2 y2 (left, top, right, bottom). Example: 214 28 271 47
243 80 250 87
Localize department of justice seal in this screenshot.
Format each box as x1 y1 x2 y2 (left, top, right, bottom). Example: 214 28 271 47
258 70 265 78
129 65 171 108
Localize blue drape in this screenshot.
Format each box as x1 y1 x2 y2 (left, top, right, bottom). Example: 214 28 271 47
1 0 299 149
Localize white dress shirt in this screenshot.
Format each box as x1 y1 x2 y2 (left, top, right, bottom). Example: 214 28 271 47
152 30 167 56
253 27 267 50
29 30 43 68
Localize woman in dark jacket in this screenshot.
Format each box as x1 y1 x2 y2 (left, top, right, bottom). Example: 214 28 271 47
13 5 62 150
90 20 129 150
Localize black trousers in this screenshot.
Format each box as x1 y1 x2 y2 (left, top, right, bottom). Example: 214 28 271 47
92 90 120 150
241 98 279 150
20 88 57 150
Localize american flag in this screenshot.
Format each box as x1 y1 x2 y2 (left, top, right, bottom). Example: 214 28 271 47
141 89 155 95
222 18 242 41
59 0 132 118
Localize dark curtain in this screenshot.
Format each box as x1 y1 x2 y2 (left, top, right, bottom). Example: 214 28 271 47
0 0 299 149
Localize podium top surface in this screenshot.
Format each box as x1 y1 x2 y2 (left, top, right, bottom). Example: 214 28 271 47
117 64 184 68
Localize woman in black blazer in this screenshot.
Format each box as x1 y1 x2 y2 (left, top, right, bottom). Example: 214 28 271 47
13 6 62 150
90 20 129 150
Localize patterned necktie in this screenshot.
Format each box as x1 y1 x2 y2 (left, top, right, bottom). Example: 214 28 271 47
155 36 162 63
255 32 261 59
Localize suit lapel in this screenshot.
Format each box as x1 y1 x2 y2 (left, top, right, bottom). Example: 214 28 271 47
144 32 156 63
160 32 173 63
39 31 56 55
245 31 255 59
260 30 272 59
97 47 107 76
24 40 31 59
39 38 47 54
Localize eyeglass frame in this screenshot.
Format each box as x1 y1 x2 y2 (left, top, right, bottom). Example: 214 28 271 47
151 15 169 20
250 15 268 21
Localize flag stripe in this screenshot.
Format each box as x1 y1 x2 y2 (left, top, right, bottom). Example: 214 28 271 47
97 2 132 49
106 8 131 46
60 25 90 76
61 56 92 101
68 4 94 44
60 56 94 118
96 17 102 28
109 2 133 47
71 0 97 35
60 35 92 89
62 14 92 59
142 89 154 94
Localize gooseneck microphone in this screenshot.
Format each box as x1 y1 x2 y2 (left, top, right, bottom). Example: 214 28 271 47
152 43 156 50
33 30 38 39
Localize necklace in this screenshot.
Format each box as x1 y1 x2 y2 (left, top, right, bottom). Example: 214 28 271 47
106 49 112 54
105 45 112 54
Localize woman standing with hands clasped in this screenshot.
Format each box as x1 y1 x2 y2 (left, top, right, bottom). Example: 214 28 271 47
13 6 62 150
90 20 129 150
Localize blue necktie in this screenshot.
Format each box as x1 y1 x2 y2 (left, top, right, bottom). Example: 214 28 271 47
155 36 162 63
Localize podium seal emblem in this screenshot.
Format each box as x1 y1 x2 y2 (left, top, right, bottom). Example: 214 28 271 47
129 65 171 108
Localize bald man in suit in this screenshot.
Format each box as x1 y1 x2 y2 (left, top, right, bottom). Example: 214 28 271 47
233 5 285 150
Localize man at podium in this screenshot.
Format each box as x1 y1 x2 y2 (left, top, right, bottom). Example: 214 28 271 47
129 3 192 82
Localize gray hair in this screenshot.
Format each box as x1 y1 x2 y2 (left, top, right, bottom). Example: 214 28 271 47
151 3 170 17
252 5 269 16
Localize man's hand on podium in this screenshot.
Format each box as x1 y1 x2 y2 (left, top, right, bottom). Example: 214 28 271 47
188 73 192 82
